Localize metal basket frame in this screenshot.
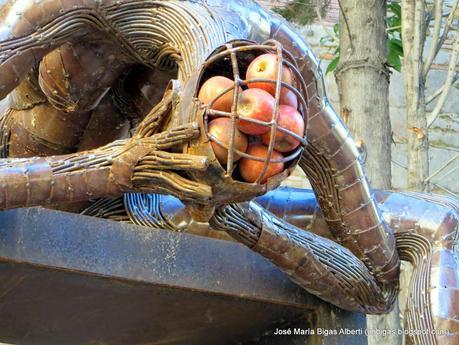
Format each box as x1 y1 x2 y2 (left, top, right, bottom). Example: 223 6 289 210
200 39 308 184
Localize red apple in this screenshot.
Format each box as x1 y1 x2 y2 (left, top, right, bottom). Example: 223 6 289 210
239 143 285 183
280 88 298 109
198 76 240 112
208 118 248 165
246 53 294 97
236 88 275 135
262 105 304 152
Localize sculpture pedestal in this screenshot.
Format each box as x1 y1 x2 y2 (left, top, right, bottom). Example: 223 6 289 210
0 208 367 345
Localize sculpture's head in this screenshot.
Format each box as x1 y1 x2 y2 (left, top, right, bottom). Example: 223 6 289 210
167 40 308 207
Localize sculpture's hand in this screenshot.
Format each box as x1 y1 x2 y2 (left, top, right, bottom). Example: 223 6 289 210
115 91 213 202
113 123 212 203
0 121 211 210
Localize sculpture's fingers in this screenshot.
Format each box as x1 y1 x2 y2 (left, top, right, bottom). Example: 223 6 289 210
133 91 173 138
145 123 200 150
111 130 207 196
134 151 209 172
132 170 212 203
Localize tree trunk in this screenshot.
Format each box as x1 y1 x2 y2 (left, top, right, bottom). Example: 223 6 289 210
401 0 429 191
335 1 399 345
335 0 392 190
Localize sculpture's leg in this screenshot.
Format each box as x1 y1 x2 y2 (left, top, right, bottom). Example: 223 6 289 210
37 40 130 114
1 38 131 158
4 91 91 157
0 70 90 157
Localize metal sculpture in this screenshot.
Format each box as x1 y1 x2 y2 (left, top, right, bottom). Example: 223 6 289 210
0 1 456 345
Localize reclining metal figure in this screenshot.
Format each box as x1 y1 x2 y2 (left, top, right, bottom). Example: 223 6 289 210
0 1 457 344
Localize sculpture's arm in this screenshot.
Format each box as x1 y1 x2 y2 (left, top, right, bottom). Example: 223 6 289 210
210 201 396 314
0 0 142 99
0 122 211 209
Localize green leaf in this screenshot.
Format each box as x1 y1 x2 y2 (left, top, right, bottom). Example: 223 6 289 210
326 55 340 75
388 53 402 72
388 2 401 18
386 2 402 39
333 23 340 35
387 15 401 29
388 38 403 56
387 39 403 72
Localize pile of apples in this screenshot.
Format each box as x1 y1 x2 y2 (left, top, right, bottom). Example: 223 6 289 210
198 53 305 183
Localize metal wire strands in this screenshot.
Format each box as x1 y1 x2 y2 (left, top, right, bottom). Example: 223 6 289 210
80 193 187 230
200 39 308 182
81 197 130 222
124 193 185 231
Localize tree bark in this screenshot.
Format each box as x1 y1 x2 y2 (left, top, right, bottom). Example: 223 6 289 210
335 1 398 345
335 0 392 190
401 0 429 191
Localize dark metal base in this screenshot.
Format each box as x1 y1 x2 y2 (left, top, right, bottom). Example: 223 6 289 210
0 207 319 345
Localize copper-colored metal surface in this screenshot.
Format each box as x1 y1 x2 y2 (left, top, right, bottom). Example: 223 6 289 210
378 191 459 345
2 70 91 157
210 201 397 314
0 1 457 345
0 1 309 208
77 94 131 151
38 40 130 113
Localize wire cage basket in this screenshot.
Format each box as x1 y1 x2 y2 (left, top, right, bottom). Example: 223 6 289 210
201 40 307 176
180 39 308 208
